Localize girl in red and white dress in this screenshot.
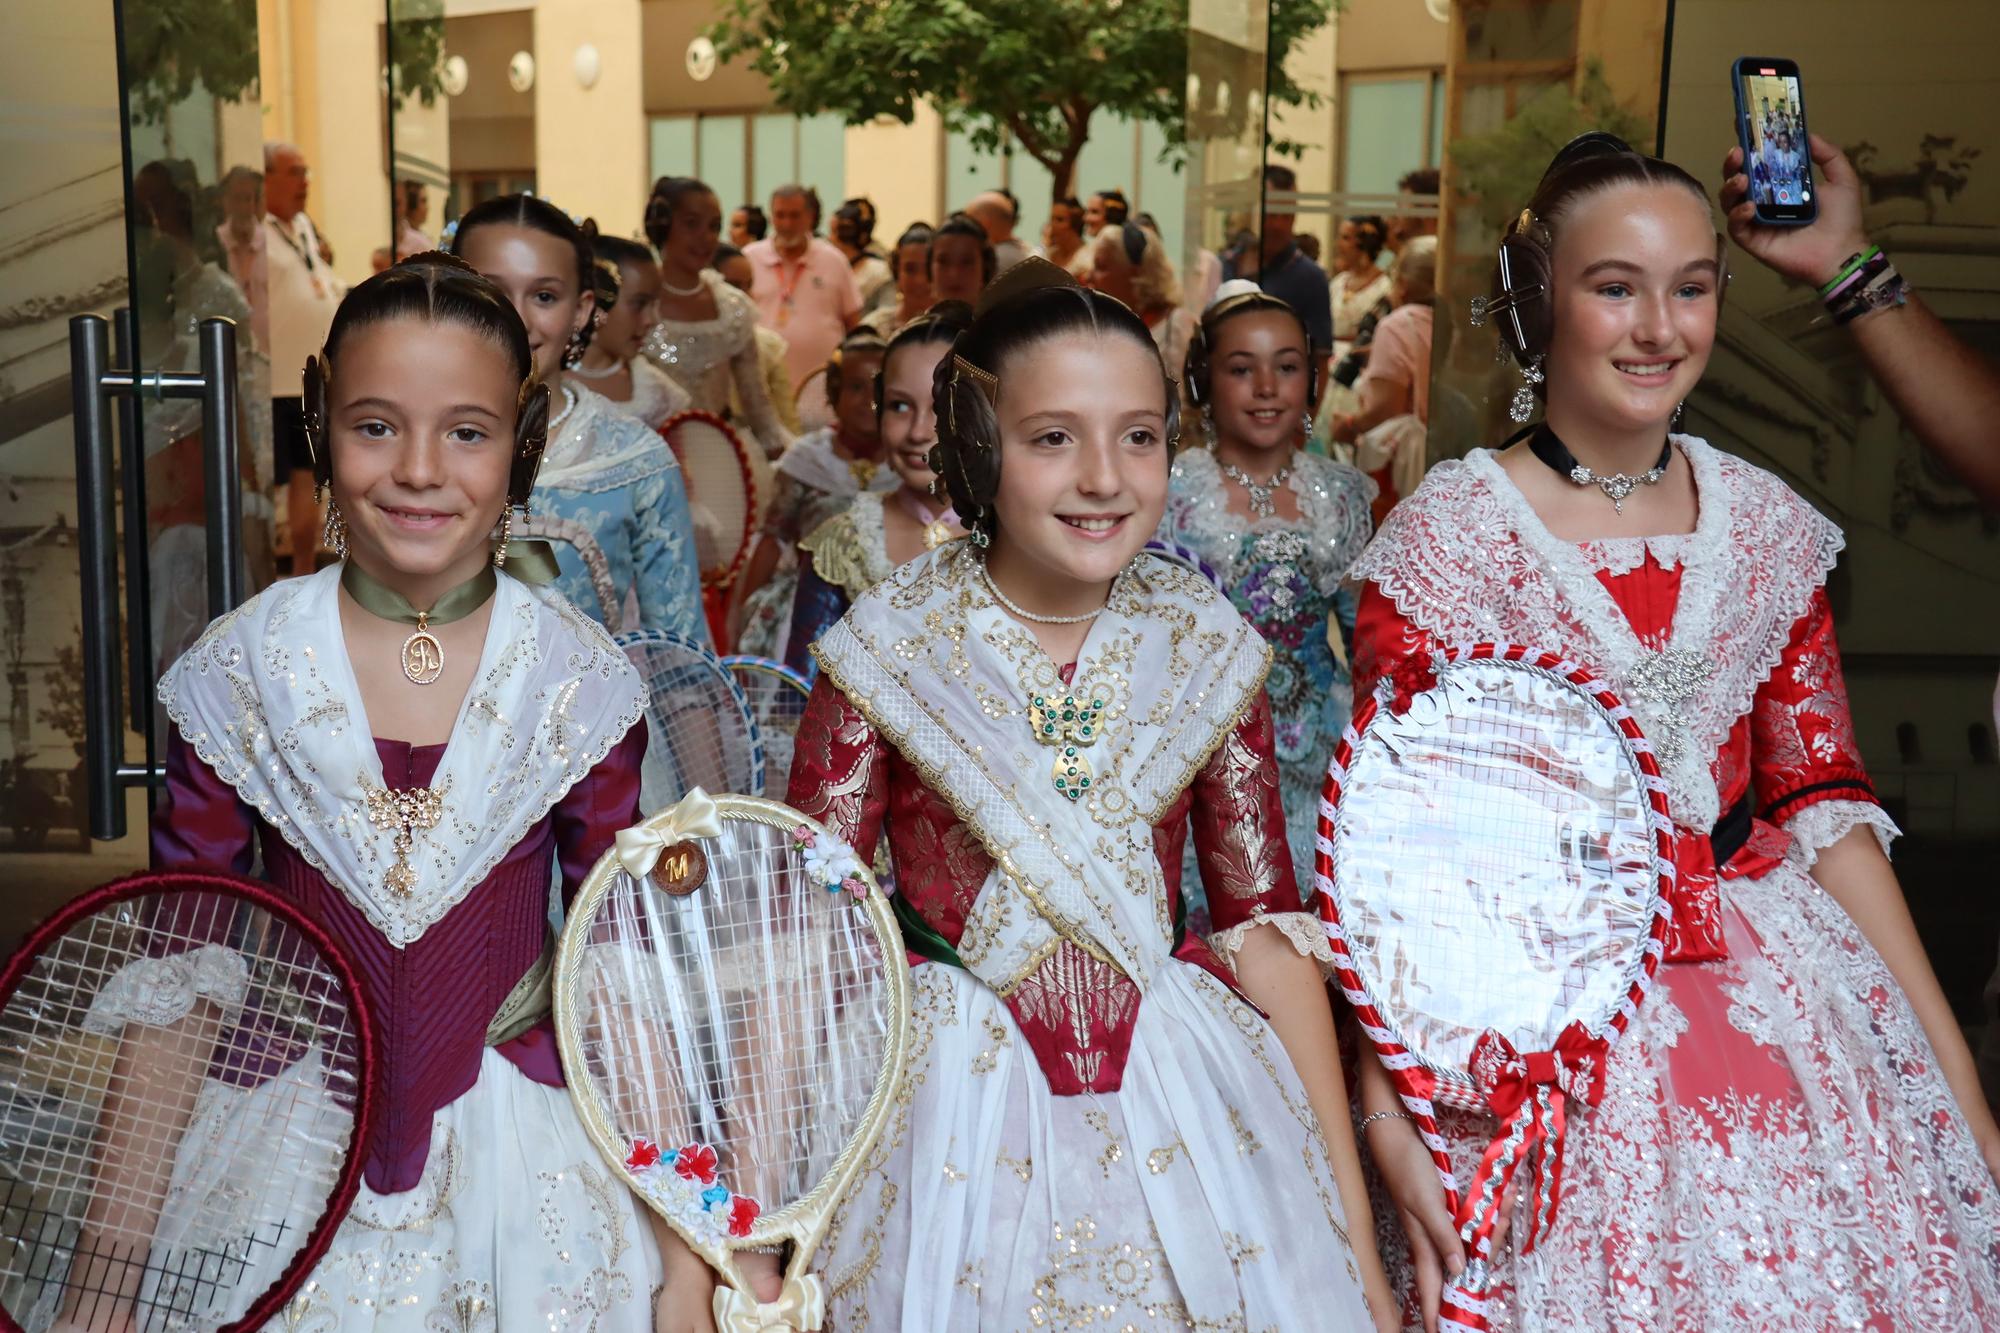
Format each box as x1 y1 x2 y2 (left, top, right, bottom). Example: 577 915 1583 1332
1356 135 2000 1331
787 261 1394 1329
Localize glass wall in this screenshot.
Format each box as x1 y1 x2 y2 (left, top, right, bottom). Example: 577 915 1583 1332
650 111 847 222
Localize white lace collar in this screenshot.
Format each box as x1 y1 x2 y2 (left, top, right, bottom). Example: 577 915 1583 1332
1351 435 1842 829
159 566 646 947
776 428 901 496
1166 449 1377 593
536 382 681 495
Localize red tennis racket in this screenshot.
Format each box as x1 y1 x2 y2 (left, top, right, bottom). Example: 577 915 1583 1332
1313 644 1673 1330
0 872 374 1333
662 410 759 592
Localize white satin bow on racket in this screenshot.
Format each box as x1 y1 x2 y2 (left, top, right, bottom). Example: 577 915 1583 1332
555 790 910 1330
1313 643 1674 1331
0 871 374 1333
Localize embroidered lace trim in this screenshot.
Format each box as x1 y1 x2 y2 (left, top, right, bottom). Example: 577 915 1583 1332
1350 437 1843 830
1166 450 1377 596
1206 910 1336 978
1782 797 1900 871
83 944 248 1033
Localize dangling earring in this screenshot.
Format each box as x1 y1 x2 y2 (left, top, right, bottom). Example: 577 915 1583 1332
1508 356 1545 424
1302 409 1316 437
493 506 513 568
563 330 587 370
323 501 349 560
970 525 991 550
1671 400 1686 432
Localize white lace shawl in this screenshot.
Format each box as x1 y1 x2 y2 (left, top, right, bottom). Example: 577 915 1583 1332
776 427 902 497
1350 436 1843 831
813 544 1268 988
536 382 682 495
159 566 646 948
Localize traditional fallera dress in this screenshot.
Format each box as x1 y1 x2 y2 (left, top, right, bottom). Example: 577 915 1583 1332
642 270 796 459
529 381 707 641
576 354 693 430
788 542 1372 1331
1162 450 1375 907
1348 436 2000 1329
783 489 897 678
148 565 664 1330
734 428 897 660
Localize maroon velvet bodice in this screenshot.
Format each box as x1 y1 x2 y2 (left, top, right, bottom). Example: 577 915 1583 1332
152 726 645 1193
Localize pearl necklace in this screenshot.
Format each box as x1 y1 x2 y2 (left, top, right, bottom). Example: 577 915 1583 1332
567 358 624 381
660 269 704 298
1219 458 1294 519
980 564 1105 625
549 383 579 430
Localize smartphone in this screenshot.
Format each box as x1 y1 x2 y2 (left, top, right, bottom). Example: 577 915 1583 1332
1732 57 1817 225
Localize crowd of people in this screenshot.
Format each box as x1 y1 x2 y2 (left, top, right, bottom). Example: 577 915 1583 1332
101 115 2000 1333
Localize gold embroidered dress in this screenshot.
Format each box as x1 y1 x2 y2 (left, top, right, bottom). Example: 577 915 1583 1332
787 543 1371 1330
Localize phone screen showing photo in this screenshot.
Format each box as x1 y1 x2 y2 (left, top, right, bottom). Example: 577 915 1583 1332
1737 62 1815 221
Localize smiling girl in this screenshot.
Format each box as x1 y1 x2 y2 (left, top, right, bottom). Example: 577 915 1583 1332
784 303 972 676
785 260 1393 1329
452 195 705 638
1354 134 2000 1329
572 227 693 430
1164 284 1375 900
151 255 725 1329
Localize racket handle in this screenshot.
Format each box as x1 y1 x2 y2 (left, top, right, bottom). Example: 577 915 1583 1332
1440 1261 1494 1331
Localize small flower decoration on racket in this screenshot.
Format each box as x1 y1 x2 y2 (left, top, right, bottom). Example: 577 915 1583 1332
623 1137 762 1246
675 1141 719 1184
800 827 871 902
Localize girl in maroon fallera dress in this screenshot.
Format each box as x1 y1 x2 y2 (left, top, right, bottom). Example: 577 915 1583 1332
1355 136 2000 1330
148 255 738 1330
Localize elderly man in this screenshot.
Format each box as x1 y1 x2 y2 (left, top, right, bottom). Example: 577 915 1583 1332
964 189 1032 273
214 165 268 347
744 183 861 391
263 142 344 575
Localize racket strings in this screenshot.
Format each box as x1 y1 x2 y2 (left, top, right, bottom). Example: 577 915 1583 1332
575 820 889 1216
725 664 810 801
1333 668 1656 1082
623 643 760 812
0 893 362 1331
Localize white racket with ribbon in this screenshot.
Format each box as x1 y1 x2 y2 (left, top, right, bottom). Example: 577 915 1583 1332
0 871 375 1332
554 790 909 1331
616 629 762 814
662 410 760 591
720 657 811 801
1314 643 1673 1330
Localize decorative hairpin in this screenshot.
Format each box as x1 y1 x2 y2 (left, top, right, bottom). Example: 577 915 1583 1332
953 354 999 403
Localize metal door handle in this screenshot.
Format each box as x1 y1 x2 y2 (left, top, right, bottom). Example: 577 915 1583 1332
69 312 245 840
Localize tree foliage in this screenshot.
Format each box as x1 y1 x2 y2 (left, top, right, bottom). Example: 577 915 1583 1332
1448 62 1653 231
708 0 1336 196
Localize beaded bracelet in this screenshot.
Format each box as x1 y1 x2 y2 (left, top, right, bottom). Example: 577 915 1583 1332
1357 1109 1415 1134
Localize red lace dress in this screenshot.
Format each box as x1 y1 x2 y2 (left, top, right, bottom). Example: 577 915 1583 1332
786 667 1372 1329
1350 442 2000 1329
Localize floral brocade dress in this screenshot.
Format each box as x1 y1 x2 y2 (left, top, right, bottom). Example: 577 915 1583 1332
1348 437 2000 1330
1162 450 1375 901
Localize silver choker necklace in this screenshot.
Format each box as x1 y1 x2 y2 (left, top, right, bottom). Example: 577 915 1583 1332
1219 459 1294 519
981 564 1105 625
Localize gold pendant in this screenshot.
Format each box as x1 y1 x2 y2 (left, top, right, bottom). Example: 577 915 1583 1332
363 783 445 896
402 613 444 685
846 457 878 487
1029 691 1106 802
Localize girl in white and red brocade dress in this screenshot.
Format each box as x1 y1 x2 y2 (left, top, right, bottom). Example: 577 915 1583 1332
1356 135 2000 1332
787 260 1395 1329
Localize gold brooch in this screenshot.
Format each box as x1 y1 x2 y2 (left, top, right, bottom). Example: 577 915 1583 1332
363 783 445 895
1029 690 1106 802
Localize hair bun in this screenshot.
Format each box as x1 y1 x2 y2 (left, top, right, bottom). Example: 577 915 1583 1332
973 255 1081 318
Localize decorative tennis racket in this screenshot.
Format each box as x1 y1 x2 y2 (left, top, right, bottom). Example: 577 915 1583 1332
720 657 812 802
0 872 374 1333
662 410 759 591
514 512 624 629
1314 644 1673 1331
555 790 909 1331
616 629 762 814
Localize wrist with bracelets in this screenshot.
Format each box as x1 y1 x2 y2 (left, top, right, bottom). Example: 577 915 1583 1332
1357 1108 1415 1134
1820 245 1909 325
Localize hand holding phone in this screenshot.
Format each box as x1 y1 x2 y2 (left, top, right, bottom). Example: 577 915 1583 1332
1731 58 1817 225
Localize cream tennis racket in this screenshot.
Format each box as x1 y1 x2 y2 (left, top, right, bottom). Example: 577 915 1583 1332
554 790 909 1329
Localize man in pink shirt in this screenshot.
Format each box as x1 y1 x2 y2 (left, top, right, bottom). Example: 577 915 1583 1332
744 183 861 392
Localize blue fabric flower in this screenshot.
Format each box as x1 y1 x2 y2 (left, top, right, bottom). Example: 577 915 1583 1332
702 1184 731 1211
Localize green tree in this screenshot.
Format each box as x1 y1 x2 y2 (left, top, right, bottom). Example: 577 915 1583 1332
1448 61 1653 232
707 0 1336 198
